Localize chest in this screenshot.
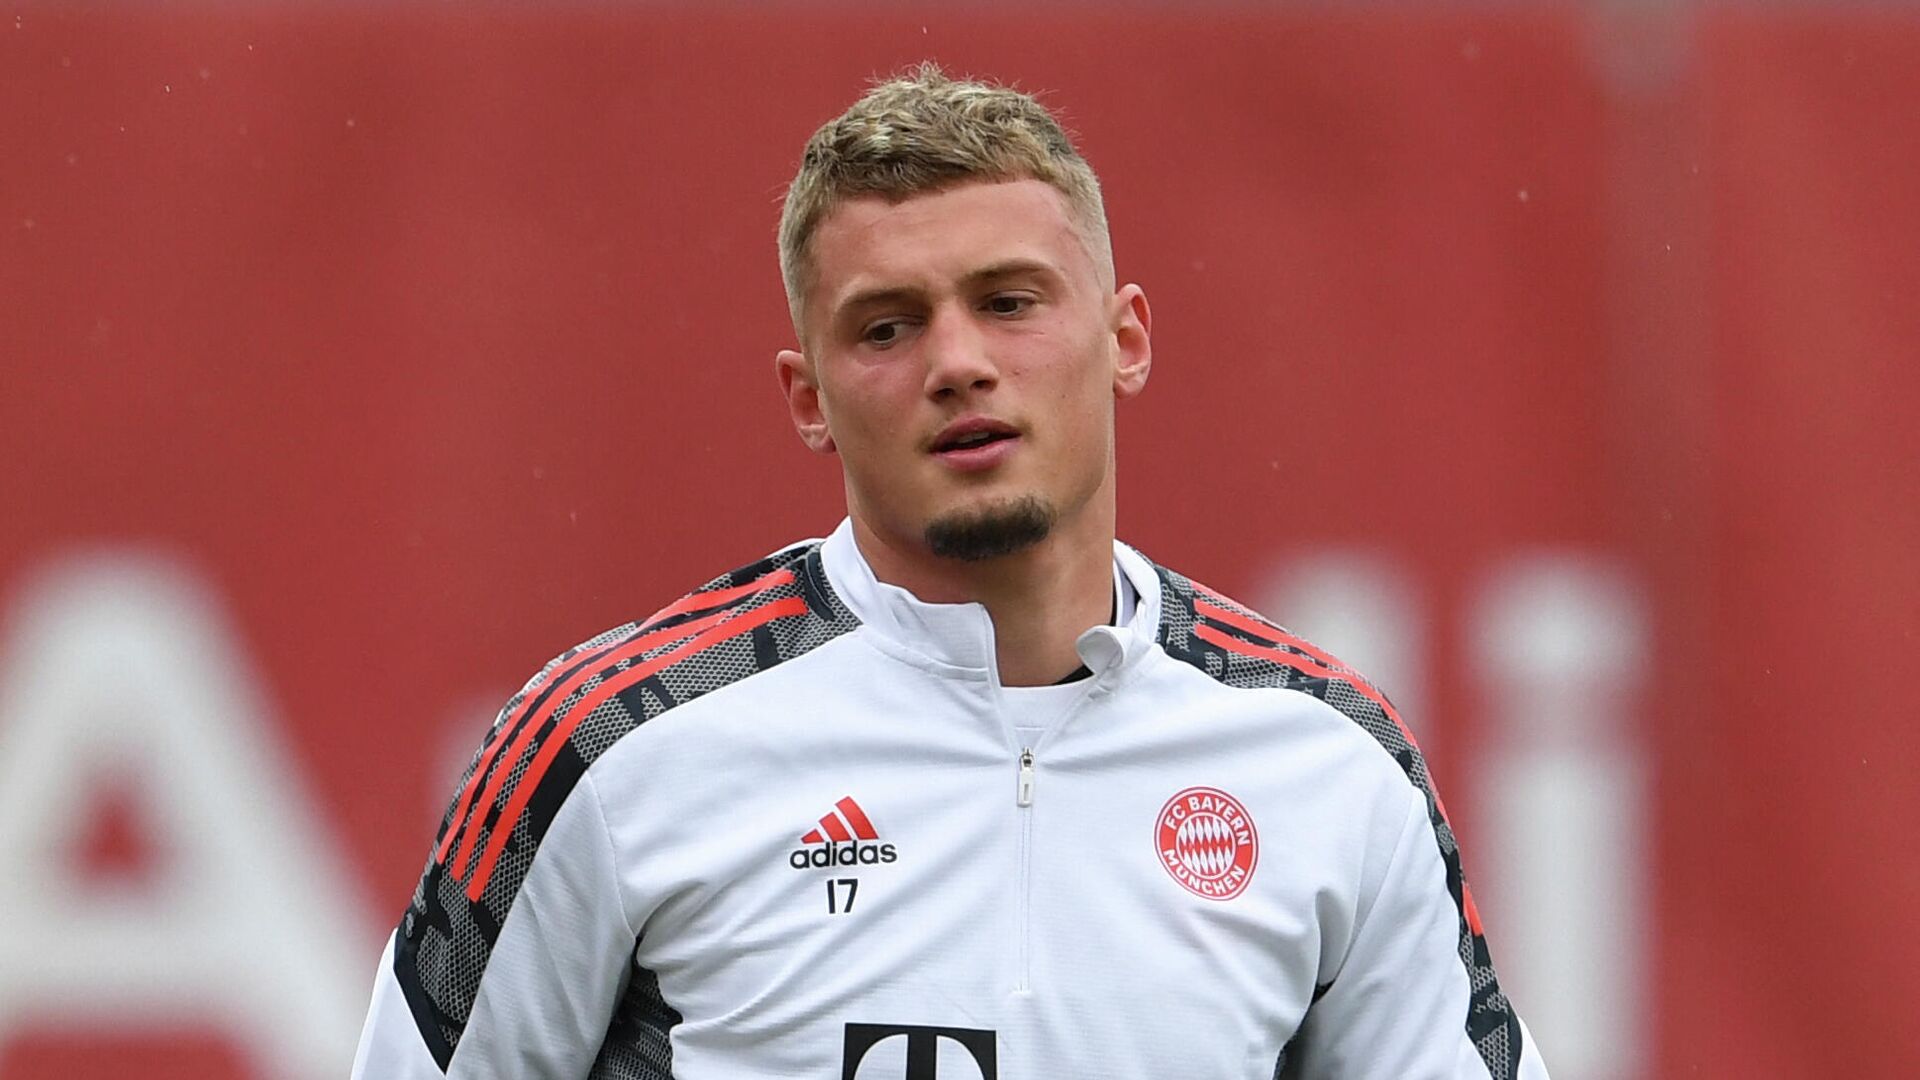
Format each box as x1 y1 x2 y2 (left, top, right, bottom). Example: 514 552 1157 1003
600 664 1372 1078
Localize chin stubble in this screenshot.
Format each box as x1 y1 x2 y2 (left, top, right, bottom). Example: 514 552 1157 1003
923 495 1057 562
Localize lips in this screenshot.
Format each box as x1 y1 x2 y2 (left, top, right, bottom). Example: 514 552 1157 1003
931 417 1019 454
930 417 1021 472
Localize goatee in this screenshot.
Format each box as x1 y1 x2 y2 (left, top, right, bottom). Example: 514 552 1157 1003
924 495 1056 562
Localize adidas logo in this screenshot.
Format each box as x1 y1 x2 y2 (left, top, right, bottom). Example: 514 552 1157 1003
788 796 898 870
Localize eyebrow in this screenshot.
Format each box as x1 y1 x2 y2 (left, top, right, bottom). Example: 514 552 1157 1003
831 258 1063 319
965 258 1061 287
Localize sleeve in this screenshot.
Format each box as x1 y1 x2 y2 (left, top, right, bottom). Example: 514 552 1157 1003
352 766 638 1079
1284 788 1552 1080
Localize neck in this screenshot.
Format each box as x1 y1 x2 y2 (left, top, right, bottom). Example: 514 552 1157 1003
851 505 1115 687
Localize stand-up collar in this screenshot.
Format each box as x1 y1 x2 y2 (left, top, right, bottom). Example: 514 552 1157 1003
817 519 1162 689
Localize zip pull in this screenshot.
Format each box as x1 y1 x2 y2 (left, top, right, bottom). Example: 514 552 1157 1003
1017 748 1036 807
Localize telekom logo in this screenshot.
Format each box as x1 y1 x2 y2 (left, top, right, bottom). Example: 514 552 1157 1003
843 1023 995 1080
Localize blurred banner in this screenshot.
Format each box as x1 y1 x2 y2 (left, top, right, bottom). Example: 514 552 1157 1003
2 4 1914 1079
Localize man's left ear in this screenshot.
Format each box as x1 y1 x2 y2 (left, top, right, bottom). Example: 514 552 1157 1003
1111 284 1152 400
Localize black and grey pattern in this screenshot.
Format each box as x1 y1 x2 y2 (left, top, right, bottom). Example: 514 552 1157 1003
589 960 684 1080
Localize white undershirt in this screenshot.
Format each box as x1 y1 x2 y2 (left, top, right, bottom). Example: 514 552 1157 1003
1002 561 1137 743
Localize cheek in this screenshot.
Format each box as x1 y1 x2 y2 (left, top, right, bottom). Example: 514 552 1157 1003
1061 363 1118 453
847 392 906 442
821 367 898 428
822 377 919 457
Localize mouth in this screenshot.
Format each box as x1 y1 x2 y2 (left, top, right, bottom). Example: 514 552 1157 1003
930 418 1022 471
931 418 1021 455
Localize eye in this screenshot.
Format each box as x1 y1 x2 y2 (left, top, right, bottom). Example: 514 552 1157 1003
861 319 908 347
984 294 1034 317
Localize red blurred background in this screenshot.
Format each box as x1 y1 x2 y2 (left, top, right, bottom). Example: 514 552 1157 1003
2 4 1915 1078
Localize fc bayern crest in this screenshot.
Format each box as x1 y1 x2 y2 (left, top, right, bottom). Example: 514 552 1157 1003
1156 787 1259 900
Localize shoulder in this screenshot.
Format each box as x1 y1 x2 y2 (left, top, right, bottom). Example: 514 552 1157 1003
529 537 861 737
1143 558 1441 802
431 537 859 916
390 539 862 1061
1147 562 1405 731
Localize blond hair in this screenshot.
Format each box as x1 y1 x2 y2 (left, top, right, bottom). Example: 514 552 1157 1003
778 63 1112 334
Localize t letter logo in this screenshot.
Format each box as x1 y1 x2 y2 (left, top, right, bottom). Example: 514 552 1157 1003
843 1023 997 1080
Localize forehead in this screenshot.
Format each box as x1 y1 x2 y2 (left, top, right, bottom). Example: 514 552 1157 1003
807 179 1093 313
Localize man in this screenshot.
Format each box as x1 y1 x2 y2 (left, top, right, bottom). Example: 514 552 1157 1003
354 64 1551 1079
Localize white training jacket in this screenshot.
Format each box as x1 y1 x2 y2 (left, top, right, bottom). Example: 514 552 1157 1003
354 521 1551 1079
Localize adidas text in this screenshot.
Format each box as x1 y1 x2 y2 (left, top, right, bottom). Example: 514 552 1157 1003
789 842 897 870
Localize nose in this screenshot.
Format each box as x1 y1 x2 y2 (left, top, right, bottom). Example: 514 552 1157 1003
921 305 998 401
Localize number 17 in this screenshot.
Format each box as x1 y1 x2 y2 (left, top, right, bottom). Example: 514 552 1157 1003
826 878 858 914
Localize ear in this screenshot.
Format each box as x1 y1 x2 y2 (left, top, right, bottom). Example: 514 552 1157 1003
1110 284 1152 401
775 349 837 454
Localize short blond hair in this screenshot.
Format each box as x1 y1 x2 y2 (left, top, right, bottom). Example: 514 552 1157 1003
778 63 1112 334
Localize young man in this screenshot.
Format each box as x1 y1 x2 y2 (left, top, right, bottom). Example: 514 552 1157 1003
354 65 1551 1079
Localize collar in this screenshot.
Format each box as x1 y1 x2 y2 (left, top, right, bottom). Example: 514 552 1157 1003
818 518 1161 691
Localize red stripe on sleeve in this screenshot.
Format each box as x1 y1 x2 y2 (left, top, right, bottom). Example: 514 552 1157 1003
466 596 808 901
436 658 575 866
640 568 797 630
435 595 741 867
1194 595 1356 677
1192 621 1423 754
448 602 748 879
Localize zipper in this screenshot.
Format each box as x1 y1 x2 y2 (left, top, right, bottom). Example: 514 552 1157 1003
1015 745 1035 991
1001 639 1122 995
1007 692 1091 992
